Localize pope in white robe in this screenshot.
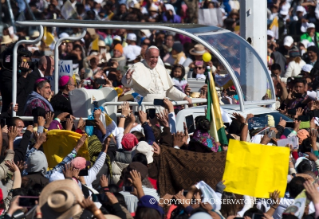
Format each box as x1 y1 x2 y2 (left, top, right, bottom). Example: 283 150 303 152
121 46 192 105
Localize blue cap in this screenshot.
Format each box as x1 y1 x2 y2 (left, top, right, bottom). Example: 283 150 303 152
137 195 164 216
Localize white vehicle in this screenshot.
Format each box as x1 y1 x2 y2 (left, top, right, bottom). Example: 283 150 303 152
175 105 293 133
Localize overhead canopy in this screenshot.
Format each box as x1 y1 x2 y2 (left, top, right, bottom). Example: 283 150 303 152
15 20 275 111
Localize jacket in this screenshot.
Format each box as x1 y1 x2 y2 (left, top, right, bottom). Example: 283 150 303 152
112 150 132 184
0 69 28 115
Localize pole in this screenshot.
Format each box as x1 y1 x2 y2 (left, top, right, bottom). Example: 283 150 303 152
6 0 16 32
12 25 44 116
239 0 268 102
54 29 87 94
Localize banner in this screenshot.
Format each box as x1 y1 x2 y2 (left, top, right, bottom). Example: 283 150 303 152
43 130 90 169
223 139 289 198
58 60 73 77
61 0 78 20
198 8 223 26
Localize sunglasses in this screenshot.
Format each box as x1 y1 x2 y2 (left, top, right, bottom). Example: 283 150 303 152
195 66 203 69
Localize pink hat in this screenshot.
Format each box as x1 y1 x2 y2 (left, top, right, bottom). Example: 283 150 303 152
59 75 71 87
121 133 138 151
71 157 91 170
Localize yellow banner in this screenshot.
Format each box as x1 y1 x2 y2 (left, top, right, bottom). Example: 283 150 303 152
223 139 289 198
43 130 90 170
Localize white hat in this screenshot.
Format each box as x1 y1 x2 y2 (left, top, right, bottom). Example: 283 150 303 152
267 30 274 38
300 39 310 47
307 91 317 100
98 40 106 47
113 35 122 42
296 6 306 13
140 29 151 37
284 36 294 47
127 33 137 41
1 35 13 45
302 64 313 73
59 32 69 38
132 141 154 164
31 30 40 38
127 53 137 62
164 4 176 15
295 157 310 170
307 42 315 48
280 9 288 16
94 0 102 4
308 23 316 29
301 22 308 33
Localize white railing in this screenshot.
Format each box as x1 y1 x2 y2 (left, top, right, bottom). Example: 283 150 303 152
16 98 207 121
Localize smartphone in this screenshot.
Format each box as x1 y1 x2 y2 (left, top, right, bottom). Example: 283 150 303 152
285 122 295 128
183 190 188 197
267 130 276 139
287 109 296 115
18 196 39 208
153 99 165 107
86 119 96 127
79 167 88 176
185 115 195 134
134 111 139 116
95 79 107 85
123 186 134 192
83 80 91 86
146 109 156 119
252 214 264 219
21 127 26 134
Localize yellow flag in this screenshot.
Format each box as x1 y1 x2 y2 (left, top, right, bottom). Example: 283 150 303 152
43 26 55 46
43 130 90 170
91 36 99 51
223 139 289 198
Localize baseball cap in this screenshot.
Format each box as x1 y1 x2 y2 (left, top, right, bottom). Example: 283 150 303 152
137 195 164 216
308 23 316 29
296 6 305 13
127 33 137 41
284 36 294 47
132 141 154 164
113 35 122 42
71 157 91 170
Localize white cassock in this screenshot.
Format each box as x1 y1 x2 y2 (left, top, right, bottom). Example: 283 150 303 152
121 60 186 107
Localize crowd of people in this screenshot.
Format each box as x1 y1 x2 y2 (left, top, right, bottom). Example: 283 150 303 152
1 0 319 219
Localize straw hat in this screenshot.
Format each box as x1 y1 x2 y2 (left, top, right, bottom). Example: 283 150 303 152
1 35 13 45
98 40 106 47
189 44 206 56
31 30 40 38
39 180 84 219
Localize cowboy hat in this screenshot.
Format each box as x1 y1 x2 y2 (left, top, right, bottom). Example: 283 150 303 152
189 44 206 56
39 180 84 219
1 35 12 45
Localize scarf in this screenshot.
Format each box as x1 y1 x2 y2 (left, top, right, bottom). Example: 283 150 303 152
172 52 186 65
192 129 219 152
24 91 54 113
158 146 226 197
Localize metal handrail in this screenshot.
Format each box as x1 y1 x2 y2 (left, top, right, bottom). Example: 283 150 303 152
12 25 44 117
101 98 207 107
17 98 207 121
54 29 87 93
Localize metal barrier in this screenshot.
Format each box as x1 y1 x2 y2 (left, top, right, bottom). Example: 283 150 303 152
12 25 44 117
17 98 207 121
54 29 87 93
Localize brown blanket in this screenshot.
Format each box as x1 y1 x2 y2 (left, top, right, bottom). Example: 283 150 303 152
158 146 226 197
